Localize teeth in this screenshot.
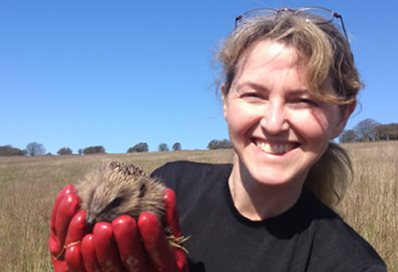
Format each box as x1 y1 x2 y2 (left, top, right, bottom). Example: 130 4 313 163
255 141 296 154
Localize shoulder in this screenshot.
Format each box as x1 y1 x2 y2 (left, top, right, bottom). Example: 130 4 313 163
301 191 386 271
152 160 218 173
150 161 232 223
151 160 232 189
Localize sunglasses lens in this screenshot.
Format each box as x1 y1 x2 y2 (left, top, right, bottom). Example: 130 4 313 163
296 7 334 24
236 8 277 27
236 7 335 28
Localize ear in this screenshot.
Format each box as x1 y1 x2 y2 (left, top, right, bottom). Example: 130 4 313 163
221 83 228 120
331 101 356 138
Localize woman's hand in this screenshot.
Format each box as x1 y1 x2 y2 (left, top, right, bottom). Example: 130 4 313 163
49 185 189 272
80 189 189 272
49 184 88 271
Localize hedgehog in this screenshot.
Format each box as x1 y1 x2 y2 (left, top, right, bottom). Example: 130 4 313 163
75 161 189 252
76 161 166 225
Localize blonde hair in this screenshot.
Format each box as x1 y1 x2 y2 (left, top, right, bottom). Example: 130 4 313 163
218 11 361 207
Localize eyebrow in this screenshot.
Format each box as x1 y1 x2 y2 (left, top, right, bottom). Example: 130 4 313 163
234 81 310 95
233 82 269 92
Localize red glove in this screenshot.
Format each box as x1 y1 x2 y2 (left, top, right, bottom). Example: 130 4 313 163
49 184 88 271
49 185 189 272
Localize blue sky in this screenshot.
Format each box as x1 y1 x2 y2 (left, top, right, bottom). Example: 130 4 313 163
1 0 397 154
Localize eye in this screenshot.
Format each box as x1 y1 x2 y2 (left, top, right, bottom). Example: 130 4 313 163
110 196 124 207
100 196 124 215
289 97 319 108
240 91 265 103
299 98 318 105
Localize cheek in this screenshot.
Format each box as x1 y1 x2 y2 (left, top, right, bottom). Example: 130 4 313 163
289 109 338 143
225 102 260 135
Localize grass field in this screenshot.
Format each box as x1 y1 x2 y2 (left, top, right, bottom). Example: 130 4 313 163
0 143 396 271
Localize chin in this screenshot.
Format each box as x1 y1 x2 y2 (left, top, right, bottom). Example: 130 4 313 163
237 143 311 188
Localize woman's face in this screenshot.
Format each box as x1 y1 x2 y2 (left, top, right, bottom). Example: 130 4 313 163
223 40 351 187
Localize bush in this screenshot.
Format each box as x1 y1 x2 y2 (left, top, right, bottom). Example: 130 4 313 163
207 139 233 150
0 145 25 156
158 143 169 152
83 146 106 155
57 147 73 156
127 142 149 153
172 142 182 151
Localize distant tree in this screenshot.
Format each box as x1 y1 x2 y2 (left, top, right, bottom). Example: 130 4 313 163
83 145 106 155
78 149 83 155
354 119 379 142
127 142 149 153
158 143 169 152
26 142 46 156
172 142 182 151
339 129 358 143
375 123 398 141
207 139 233 150
0 145 25 156
57 147 73 156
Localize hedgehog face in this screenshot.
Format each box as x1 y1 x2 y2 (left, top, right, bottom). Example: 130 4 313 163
85 176 141 224
86 193 126 224
77 161 166 227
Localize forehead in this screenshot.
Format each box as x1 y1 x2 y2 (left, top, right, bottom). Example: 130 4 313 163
233 40 308 87
240 40 304 71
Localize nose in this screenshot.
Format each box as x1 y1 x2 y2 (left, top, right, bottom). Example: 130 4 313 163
86 214 96 228
260 101 288 134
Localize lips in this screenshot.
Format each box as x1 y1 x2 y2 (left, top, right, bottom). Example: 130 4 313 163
254 139 299 155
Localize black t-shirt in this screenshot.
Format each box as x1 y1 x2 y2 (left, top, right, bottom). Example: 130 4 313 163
151 161 386 272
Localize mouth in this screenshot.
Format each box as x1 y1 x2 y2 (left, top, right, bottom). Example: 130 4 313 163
253 139 299 155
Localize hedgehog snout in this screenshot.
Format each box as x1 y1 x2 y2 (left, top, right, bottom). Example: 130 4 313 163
86 215 96 228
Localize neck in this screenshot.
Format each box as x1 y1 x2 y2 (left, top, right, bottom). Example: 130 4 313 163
228 155 303 221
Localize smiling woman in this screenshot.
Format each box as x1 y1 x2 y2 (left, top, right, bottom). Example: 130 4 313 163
222 40 352 219
49 6 386 272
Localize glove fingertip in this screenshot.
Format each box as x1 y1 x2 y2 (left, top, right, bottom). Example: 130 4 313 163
138 212 164 246
50 184 76 230
81 234 101 272
138 212 162 235
63 184 77 195
54 192 82 251
139 212 178 272
93 222 124 271
112 214 135 229
175 249 189 271
163 188 182 236
93 221 113 238
164 188 176 206
65 210 88 245
49 235 62 256
65 245 84 272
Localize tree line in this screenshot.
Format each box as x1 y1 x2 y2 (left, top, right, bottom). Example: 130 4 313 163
339 119 398 143
0 139 233 157
4 118 394 157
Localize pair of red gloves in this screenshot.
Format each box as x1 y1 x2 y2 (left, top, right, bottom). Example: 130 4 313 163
49 184 189 272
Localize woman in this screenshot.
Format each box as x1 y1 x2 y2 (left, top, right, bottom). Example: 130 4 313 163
49 7 386 272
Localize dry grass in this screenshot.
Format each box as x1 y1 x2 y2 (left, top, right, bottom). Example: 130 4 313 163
0 144 396 271
339 142 398 271
0 150 233 272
